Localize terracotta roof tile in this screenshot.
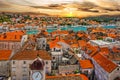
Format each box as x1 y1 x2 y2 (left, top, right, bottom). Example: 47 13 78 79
0 31 25 41
79 60 94 69
11 50 51 60
93 53 117 73
46 74 88 80
49 43 61 49
100 47 110 55
78 40 87 47
0 50 12 60
112 46 120 53
71 44 79 48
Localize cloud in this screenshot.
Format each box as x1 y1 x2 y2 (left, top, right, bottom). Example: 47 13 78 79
0 1 11 8
31 4 65 10
0 0 120 17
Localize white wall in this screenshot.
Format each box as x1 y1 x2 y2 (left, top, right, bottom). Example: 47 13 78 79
109 67 120 80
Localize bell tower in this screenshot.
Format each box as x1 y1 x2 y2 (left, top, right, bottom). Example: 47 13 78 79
29 57 45 80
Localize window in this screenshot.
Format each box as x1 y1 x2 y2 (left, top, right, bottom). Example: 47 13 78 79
23 67 27 72
46 61 48 64
23 61 26 64
53 57 55 59
43 41 45 43
13 61 15 64
22 74 27 80
117 68 119 71
54 48 56 51
12 45 14 49
12 75 16 80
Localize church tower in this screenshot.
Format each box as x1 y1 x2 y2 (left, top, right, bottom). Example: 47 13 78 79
30 57 45 80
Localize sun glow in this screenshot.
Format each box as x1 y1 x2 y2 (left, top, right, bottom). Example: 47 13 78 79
66 11 73 17
63 7 77 17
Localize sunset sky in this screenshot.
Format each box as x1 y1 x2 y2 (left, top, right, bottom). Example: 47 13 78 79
0 0 120 17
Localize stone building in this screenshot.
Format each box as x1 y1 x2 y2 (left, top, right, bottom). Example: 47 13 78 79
0 50 12 78
36 37 47 50
10 50 51 80
79 59 94 80
0 31 27 51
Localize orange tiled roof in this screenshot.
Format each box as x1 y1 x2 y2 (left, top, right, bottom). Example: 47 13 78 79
93 53 117 73
49 37 67 49
100 47 110 55
78 40 87 47
85 44 99 57
90 34 97 40
49 43 61 49
11 50 51 60
79 59 94 69
43 31 49 35
91 29 105 33
0 31 25 41
46 74 88 80
0 50 12 60
52 30 68 35
71 44 79 48
77 33 84 37
112 46 120 53
107 33 116 38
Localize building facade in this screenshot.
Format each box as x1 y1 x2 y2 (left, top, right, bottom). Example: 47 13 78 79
10 50 51 80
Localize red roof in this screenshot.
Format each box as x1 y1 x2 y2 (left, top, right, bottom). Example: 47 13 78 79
93 53 117 73
46 74 88 80
79 60 94 69
78 40 87 47
11 50 51 60
0 50 12 60
71 44 79 48
112 46 120 53
0 31 25 41
100 47 110 55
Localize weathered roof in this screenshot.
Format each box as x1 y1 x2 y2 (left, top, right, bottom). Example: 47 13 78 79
79 60 94 69
11 50 51 60
0 50 12 60
46 74 88 80
0 31 25 41
93 53 117 73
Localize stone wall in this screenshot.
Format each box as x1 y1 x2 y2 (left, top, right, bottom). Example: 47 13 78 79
0 42 21 50
58 65 79 74
0 61 10 77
